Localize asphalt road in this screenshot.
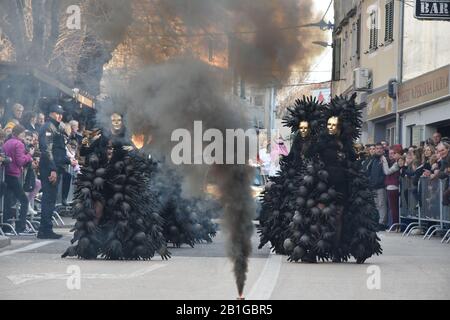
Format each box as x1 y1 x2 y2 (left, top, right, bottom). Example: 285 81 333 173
0 222 449 300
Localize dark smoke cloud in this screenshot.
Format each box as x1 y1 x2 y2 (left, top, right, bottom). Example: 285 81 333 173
101 59 255 295
85 0 133 47
98 0 325 297
158 0 324 83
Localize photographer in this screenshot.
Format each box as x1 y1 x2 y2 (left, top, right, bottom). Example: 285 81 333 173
2 125 34 235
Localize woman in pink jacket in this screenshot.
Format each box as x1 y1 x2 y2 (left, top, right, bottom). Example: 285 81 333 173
3 125 33 234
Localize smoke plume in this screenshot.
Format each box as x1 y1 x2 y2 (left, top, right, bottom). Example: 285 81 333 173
98 0 325 296
101 59 255 295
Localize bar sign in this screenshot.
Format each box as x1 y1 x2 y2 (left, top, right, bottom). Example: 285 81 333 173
415 0 450 20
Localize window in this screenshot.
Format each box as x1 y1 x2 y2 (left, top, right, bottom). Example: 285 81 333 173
332 38 341 81
385 0 394 43
386 125 396 146
351 18 362 60
369 10 378 51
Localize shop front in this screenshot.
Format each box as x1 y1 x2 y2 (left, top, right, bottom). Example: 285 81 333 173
364 88 396 145
399 65 450 147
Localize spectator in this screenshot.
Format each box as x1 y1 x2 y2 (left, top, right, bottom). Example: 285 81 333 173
381 140 390 158
23 131 41 216
38 104 75 239
22 111 38 133
362 144 376 172
2 125 34 235
69 120 83 145
0 129 7 146
4 121 16 137
36 112 45 132
0 102 6 128
367 143 387 229
8 103 25 126
0 129 12 202
432 132 442 147
382 145 403 228
31 132 39 149
436 142 450 205
419 146 434 179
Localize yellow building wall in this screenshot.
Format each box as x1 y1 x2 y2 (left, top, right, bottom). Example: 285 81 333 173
359 0 400 90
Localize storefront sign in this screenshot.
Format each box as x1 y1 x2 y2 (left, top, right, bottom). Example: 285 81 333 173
367 90 394 120
398 65 450 111
415 0 450 20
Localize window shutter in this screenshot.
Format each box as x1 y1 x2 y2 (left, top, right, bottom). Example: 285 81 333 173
332 38 341 81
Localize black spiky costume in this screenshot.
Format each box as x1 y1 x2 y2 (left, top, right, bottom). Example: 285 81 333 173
62 125 171 260
259 95 382 264
258 97 326 255
152 165 218 248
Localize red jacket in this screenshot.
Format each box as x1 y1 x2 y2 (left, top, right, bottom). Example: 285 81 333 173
3 136 32 177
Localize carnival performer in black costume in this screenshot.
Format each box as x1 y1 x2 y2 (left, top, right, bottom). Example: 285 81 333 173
62 113 171 260
320 94 381 263
259 95 382 264
283 94 381 263
258 97 326 256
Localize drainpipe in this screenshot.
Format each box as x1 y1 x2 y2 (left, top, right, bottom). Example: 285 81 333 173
396 0 405 145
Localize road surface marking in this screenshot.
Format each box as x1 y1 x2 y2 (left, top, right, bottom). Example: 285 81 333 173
247 252 282 300
7 264 167 285
0 241 54 258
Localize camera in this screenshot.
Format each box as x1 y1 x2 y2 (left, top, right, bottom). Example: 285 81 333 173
0 152 11 165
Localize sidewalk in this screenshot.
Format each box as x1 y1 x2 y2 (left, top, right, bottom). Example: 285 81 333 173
0 236 11 249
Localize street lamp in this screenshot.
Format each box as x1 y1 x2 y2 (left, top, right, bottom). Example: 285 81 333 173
301 19 334 31
312 41 333 48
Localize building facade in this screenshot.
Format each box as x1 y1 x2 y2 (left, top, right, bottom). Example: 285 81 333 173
332 0 450 146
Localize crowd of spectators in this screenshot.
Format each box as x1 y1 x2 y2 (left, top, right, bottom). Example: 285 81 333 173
0 101 82 237
358 134 450 231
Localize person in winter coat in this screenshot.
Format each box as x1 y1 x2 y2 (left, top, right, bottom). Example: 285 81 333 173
2 125 34 234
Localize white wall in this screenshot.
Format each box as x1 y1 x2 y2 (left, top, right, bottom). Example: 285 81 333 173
403 4 450 81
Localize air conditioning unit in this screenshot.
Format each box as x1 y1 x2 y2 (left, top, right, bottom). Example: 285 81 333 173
354 68 371 91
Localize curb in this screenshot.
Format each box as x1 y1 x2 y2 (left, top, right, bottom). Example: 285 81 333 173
0 236 11 249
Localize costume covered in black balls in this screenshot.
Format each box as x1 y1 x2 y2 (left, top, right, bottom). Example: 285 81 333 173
152 165 218 247
62 115 170 260
259 95 382 264
258 97 326 255
319 95 381 263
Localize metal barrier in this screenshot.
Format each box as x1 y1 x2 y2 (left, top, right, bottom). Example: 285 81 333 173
54 164 77 226
0 165 18 235
389 176 419 234
391 175 449 242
